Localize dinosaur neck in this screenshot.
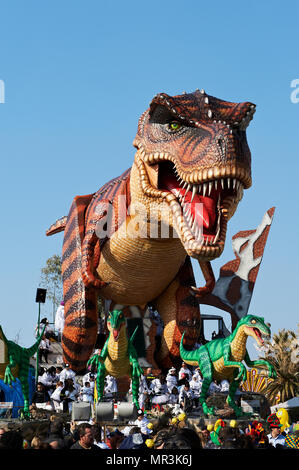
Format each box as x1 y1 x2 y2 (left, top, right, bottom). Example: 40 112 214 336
129 160 182 242
108 328 128 361
231 325 248 360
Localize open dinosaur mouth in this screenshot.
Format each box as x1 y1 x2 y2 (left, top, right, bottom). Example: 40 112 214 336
113 329 120 341
137 149 249 259
157 160 244 245
252 327 269 346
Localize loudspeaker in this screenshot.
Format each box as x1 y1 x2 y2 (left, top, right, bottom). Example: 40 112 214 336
117 403 138 421
71 402 92 421
36 288 47 303
95 402 114 422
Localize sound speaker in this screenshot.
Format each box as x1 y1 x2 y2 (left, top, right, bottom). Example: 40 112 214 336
117 402 138 421
95 402 114 422
71 402 92 421
35 288 47 303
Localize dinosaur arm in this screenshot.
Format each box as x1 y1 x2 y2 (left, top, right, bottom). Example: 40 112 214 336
222 341 247 381
4 353 17 385
190 261 215 298
88 339 109 368
128 344 143 378
244 351 276 378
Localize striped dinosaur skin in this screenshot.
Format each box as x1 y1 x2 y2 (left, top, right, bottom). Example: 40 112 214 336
180 315 276 417
47 89 255 372
0 324 46 418
87 310 143 408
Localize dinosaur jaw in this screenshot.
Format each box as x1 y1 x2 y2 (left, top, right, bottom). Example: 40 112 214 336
136 148 249 261
244 326 270 347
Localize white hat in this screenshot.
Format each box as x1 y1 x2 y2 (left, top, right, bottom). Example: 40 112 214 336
169 367 176 373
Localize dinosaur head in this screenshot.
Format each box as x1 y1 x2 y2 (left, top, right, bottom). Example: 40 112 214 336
239 315 271 347
107 309 126 341
133 89 255 261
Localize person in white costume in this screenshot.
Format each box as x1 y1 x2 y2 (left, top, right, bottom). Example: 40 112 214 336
55 301 65 341
166 367 178 393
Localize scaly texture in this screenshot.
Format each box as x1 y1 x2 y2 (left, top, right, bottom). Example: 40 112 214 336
47 89 255 372
0 325 46 418
180 315 276 417
88 309 143 409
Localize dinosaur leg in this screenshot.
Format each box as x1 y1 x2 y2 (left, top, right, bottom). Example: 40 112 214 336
130 366 140 410
226 371 248 418
95 363 106 402
154 256 201 370
198 347 215 416
19 373 30 419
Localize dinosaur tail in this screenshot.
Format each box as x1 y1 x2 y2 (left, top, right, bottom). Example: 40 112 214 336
46 216 67 236
26 324 47 356
62 194 99 372
179 332 197 366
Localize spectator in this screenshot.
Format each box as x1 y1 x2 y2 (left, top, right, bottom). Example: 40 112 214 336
104 375 118 401
44 419 67 449
145 367 156 389
178 383 194 412
40 366 58 394
118 428 146 450
150 374 169 409
55 301 65 342
0 430 24 449
220 379 229 392
31 382 52 410
189 374 202 408
178 362 193 382
131 410 152 435
60 363 76 385
60 378 78 413
38 335 51 364
106 429 125 449
50 381 64 412
166 367 178 393
208 379 221 394
266 413 286 448
80 381 94 404
129 374 150 410
70 423 101 450
92 424 109 449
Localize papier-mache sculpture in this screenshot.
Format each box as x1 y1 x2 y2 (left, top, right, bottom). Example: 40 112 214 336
87 309 143 408
47 89 257 371
180 314 276 417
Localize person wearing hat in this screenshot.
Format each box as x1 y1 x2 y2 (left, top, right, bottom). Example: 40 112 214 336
266 413 286 448
133 410 152 435
60 363 76 385
166 367 178 393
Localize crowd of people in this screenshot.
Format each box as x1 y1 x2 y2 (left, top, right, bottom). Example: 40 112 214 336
0 406 298 450
0 311 298 451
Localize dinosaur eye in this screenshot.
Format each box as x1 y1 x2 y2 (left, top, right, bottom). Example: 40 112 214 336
168 121 182 132
251 319 257 324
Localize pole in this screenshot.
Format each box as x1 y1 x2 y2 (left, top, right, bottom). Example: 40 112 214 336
35 302 41 382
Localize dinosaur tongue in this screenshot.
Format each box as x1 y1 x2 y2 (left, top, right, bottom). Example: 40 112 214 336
164 177 217 230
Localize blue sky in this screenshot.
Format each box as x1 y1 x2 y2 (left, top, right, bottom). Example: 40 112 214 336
0 1 298 359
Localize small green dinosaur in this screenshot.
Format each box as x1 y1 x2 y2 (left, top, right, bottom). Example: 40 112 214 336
88 309 143 409
0 324 46 419
180 314 276 417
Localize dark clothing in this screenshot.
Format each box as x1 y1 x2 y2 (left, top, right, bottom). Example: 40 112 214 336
31 389 50 404
70 440 101 450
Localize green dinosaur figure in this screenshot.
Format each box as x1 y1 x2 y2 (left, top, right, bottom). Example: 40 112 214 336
180 314 276 417
0 324 46 419
88 309 143 409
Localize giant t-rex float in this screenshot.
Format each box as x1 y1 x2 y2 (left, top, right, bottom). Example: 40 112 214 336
47 89 256 372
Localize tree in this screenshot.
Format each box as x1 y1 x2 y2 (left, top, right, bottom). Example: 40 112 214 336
40 254 63 321
260 326 299 405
